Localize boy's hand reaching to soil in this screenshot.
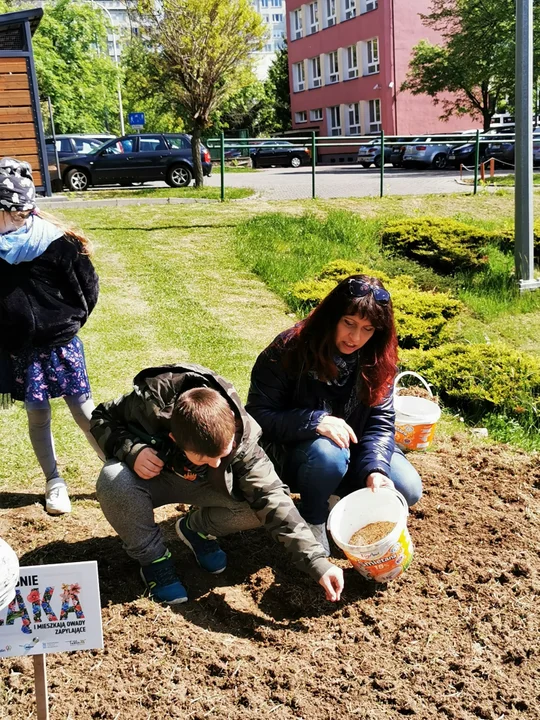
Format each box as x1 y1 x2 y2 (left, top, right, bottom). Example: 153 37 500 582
319 565 344 602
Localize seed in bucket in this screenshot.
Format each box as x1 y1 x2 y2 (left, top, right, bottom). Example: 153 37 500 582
349 521 396 546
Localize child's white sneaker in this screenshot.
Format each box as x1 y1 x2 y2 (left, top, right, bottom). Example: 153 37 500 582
45 478 71 515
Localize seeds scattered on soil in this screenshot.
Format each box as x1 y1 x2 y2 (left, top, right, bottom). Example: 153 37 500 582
350 521 396 546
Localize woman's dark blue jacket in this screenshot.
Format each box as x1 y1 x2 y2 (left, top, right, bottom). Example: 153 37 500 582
246 329 396 482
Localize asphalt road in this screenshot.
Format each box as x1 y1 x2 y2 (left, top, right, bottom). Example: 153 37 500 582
205 165 476 200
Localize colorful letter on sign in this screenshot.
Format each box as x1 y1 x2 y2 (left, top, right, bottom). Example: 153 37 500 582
0 561 103 657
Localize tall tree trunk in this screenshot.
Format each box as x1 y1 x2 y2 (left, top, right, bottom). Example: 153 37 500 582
191 123 204 188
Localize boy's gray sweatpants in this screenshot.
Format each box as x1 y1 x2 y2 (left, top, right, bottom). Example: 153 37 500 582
96 460 261 566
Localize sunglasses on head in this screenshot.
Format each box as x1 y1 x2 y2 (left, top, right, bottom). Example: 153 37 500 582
347 278 391 304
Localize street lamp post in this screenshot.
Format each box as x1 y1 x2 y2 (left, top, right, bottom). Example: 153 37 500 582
91 1 125 136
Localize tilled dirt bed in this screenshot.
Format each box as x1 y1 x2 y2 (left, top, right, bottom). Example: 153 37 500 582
1 434 539 720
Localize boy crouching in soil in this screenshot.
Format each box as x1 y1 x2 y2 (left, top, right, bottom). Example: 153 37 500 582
90 363 344 605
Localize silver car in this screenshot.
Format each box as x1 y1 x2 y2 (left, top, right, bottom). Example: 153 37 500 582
402 136 454 169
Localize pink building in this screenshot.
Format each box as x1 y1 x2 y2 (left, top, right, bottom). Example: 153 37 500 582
286 0 479 160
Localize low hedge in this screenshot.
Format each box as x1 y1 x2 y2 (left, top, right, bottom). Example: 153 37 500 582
401 343 540 428
290 261 462 349
490 226 540 257
380 217 495 273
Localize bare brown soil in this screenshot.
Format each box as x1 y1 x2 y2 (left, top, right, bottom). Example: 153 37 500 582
1 434 539 720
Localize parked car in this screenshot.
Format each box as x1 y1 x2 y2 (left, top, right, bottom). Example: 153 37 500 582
46 134 114 162
402 136 462 169
250 140 311 168
484 136 540 168
358 137 410 168
357 140 392 168
484 138 515 168
448 138 493 169
59 133 212 190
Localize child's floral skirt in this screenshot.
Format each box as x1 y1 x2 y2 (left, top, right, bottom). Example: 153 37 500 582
10 336 91 403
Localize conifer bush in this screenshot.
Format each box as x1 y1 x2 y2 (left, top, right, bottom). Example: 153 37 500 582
290 261 461 349
401 343 540 428
380 217 496 272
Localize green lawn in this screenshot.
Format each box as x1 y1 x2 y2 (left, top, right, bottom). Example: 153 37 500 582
63 185 254 200
463 173 540 186
1 192 539 492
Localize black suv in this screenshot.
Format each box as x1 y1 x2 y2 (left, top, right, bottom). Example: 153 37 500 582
59 134 212 190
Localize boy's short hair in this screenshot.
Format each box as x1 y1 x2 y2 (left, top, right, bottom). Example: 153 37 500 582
170 387 235 456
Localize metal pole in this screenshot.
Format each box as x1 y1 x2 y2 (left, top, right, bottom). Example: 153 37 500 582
93 1 125 136
220 132 225 202
379 130 385 198
47 96 61 187
515 0 539 290
473 129 480 194
311 131 316 200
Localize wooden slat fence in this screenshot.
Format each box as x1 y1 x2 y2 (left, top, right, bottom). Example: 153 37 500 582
0 56 43 185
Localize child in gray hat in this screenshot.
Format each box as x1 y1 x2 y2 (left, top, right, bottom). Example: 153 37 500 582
0 157 102 514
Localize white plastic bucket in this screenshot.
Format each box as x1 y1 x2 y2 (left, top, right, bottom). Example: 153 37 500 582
394 371 441 451
0 538 19 611
327 488 413 582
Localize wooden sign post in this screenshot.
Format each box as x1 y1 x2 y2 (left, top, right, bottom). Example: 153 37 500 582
33 654 49 720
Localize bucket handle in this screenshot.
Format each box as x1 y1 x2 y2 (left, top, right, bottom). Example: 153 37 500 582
394 371 433 398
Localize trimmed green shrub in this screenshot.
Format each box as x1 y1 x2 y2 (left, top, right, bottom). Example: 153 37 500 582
290 261 462 349
489 225 540 257
401 343 540 428
381 217 495 272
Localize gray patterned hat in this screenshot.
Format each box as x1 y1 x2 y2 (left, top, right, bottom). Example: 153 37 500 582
0 157 36 212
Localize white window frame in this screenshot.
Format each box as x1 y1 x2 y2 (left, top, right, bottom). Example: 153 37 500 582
310 108 323 121
361 0 378 13
310 56 322 88
368 98 381 133
328 105 342 136
292 8 303 39
295 111 308 123
327 51 339 84
347 102 361 134
365 38 380 75
343 0 357 20
324 0 336 27
346 45 358 79
308 2 319 34
293 61 305 92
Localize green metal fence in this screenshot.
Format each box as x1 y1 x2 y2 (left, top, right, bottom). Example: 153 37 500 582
205 130 513 202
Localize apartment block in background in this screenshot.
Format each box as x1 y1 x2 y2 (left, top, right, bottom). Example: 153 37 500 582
287 0 479 162
251 0 286 80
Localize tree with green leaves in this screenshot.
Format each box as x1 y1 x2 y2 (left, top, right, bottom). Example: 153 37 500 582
121 38 186 134
402 0 540 131
260 42 291 135
133 0 266 186
32 0 121 134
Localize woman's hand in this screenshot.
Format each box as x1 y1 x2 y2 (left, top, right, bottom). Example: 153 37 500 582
134 448 164 479
318 565 344 602
366 472 395 493
316 415 358 449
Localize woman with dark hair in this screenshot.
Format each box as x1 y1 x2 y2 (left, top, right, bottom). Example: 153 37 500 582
246 274 422 555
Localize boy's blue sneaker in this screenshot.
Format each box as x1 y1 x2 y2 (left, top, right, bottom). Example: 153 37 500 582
176 515 227 574
140 551 188 605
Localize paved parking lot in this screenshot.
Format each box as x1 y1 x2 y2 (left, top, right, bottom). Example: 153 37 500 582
205 165 477 200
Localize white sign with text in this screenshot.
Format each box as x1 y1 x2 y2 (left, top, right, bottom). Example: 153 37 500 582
0 561 103 658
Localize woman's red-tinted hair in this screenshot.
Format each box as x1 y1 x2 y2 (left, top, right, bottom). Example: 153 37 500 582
283 274 398 406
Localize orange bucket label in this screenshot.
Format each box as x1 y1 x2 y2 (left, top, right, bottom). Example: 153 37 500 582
344 529 414 582
395 421 436 451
